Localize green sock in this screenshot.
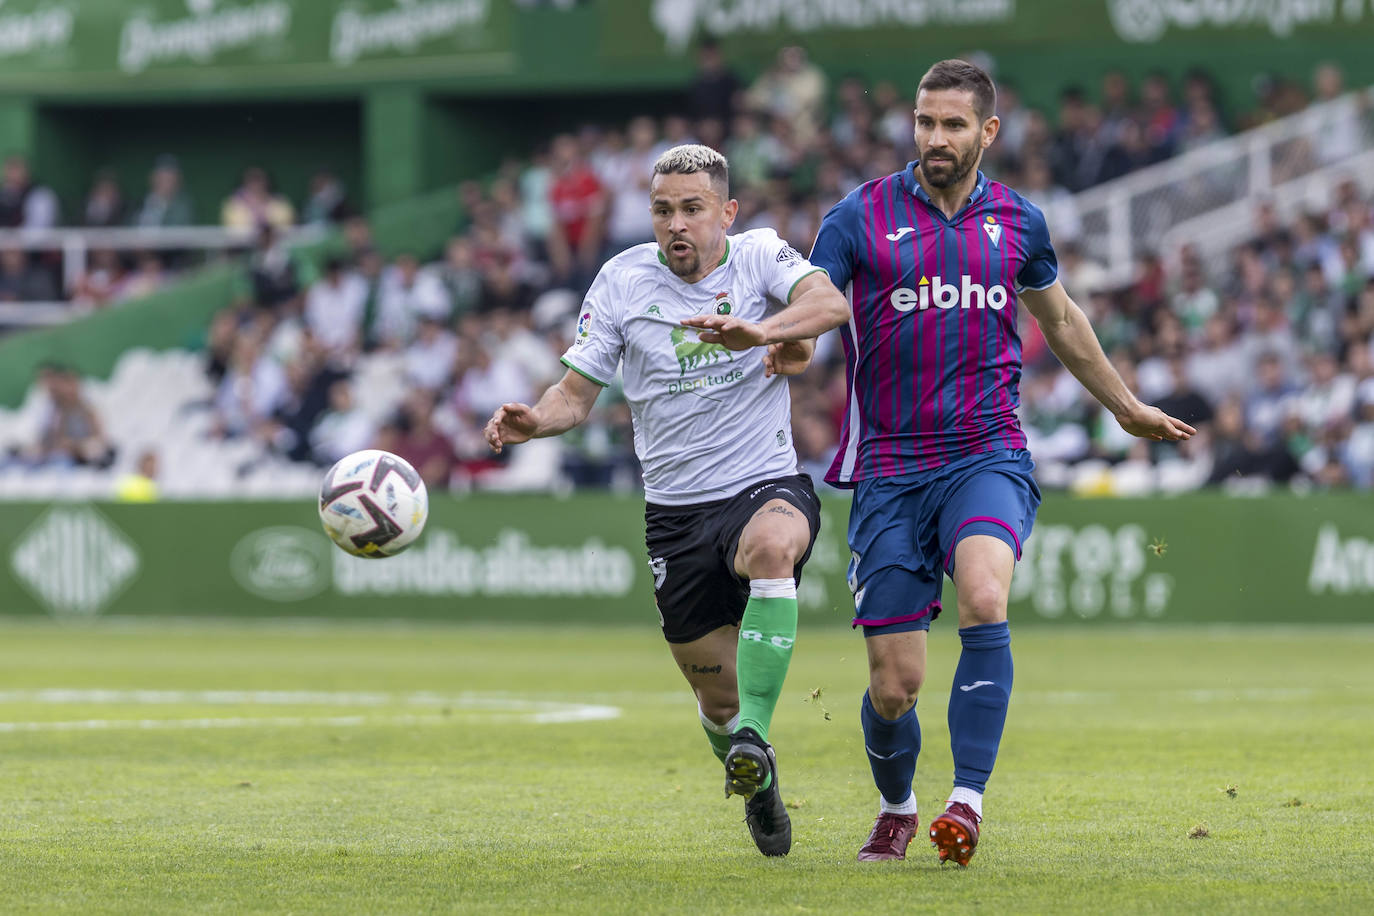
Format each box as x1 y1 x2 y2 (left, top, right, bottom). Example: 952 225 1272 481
699 709 737 764
735 579 799 744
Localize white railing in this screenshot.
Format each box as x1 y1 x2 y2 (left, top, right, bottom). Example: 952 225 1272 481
1159 147 1374 268
1069 88 1374 284
0 224 328 328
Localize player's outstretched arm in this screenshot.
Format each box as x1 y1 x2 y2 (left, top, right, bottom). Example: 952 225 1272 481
484 369 603 454
1020 281 1196 442
682 272 849 350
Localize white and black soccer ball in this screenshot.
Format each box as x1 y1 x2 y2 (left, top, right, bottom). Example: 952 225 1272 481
318 449 428 558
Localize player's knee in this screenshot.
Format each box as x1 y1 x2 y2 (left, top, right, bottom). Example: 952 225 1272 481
738 529 802 579
699 695 739 725
959 577 1008 625
869 669 924 719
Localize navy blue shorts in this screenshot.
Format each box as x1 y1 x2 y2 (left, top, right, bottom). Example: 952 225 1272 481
846 449 1040 636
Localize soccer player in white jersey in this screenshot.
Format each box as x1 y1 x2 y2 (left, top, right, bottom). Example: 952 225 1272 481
484 145 849 856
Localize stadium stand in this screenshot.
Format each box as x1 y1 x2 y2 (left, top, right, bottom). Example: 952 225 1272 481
1 62 1372 497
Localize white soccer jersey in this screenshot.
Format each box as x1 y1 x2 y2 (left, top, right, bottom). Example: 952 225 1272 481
561 228 825 506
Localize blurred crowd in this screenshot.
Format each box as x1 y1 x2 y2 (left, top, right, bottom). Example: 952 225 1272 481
10 48 1374 493
0 151 349 314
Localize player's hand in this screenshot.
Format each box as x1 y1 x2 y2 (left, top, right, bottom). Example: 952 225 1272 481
678 314 768 351
484 402 539 453
763 341 812 377
1115 404 1196 441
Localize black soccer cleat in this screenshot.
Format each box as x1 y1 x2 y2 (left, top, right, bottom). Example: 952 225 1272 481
725 728 792 857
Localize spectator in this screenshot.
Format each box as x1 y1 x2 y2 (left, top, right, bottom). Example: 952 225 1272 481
1345 389 1374 487
1138 70 1181 159
598 116 658 256
114 449 160 502
1309 62 1361 165
743 46 828 146
0 155 59 228
1049 87 1092 191
990 81 1030 160
1290 349 1357 433
1240 297 1303 380
403 315 459 391
1155 355 1216 429
1170 249 1221 333
517 145 556 262
1098 70 1134 147
133 154 194 228
372 252 451 348
685 38 741 126
70 249 127 308
212 335 288 440
1187 315 1249 406
222 166 295 232
476 248 537 315
308 379 375 466
1020 156 1081 243
1245 350 1298 445
246 225 303 310
120 253 166 302
1178 100 1225 153
29 366 114 468
83 170 126 227
546 133 606 291
381 387 459 489
0 249 58 301
1097 120 1159 184
302 169 351 225
304 256 368 358
266 355 343 463
726 113 785 191
1207 397 1300 486
437 236 483 318
452 337 531 423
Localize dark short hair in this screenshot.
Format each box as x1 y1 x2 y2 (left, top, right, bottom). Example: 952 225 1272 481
918 59 997 122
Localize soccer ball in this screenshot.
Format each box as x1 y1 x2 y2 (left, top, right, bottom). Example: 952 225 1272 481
318 450 428 558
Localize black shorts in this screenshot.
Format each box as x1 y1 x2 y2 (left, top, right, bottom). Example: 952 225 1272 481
644 474 822 644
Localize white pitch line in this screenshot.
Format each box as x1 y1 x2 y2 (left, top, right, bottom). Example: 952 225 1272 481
0 689 621 732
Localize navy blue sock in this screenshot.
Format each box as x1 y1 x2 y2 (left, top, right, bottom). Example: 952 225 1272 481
860 690 921 806
948 621 1013 793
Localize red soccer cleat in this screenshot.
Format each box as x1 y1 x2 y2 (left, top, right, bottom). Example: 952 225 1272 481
857 812 919 861
929 801 981 866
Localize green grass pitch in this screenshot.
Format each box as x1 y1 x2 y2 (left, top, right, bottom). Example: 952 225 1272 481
1 618 1371 914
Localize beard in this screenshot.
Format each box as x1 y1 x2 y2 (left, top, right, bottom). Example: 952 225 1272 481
920 141 980 189
664 241 700 278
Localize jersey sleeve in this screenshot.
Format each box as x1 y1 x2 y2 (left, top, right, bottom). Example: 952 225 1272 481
1015 200 1059 293
809 194 858 292
751 227 827 304
559 264 623 387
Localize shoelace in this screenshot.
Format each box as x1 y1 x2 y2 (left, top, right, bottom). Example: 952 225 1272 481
945 802 981 826
866 815 912 852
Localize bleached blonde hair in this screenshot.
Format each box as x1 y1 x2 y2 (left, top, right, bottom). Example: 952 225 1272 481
652 144 730 197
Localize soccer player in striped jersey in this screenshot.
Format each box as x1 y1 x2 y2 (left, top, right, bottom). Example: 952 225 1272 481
686 59 1194 866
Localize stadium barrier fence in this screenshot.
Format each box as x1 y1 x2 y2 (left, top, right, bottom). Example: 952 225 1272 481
2 492 1371 625
0 185 466 407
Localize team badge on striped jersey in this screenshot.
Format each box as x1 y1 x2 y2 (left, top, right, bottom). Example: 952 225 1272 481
982 216 1002 247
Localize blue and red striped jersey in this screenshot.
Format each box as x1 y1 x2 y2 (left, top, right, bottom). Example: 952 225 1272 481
809 164 1058 486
